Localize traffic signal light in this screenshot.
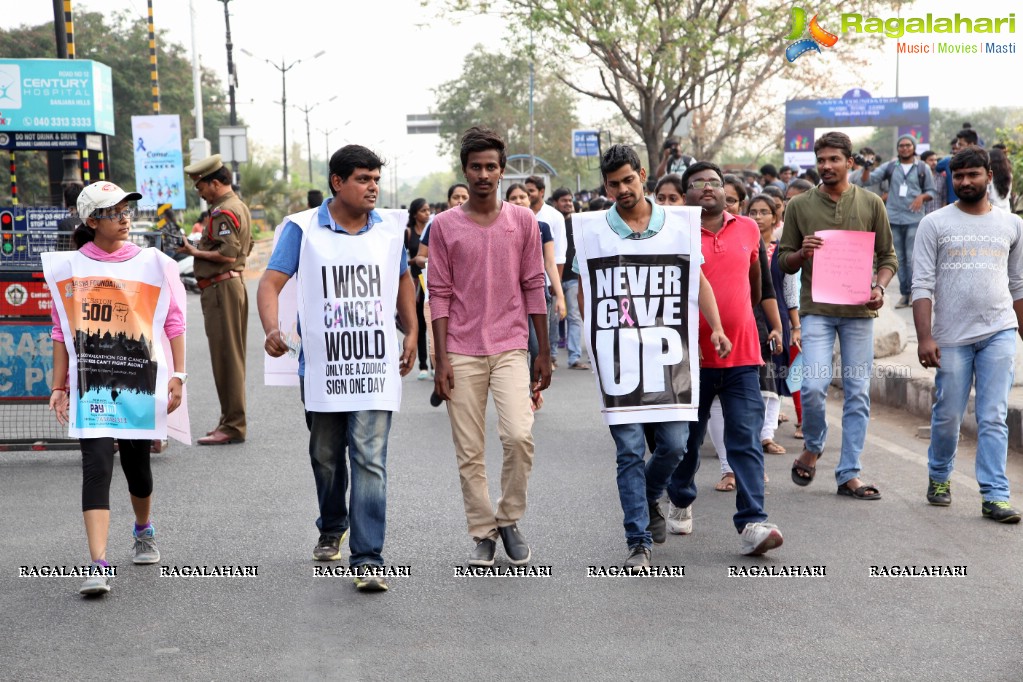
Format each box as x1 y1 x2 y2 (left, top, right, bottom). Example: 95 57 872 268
0 210 13 256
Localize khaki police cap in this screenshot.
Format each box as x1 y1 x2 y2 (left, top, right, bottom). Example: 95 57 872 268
184 154 225 182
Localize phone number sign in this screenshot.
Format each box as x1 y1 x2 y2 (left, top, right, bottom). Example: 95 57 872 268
0 59 115 135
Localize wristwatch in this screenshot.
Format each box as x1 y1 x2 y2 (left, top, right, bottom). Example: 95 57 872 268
171 372 188 384
871 282 885 295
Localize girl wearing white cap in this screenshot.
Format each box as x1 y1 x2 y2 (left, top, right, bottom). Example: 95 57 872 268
42 181 189 596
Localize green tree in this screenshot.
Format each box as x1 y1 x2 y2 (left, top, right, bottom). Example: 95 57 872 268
0 11 232 206
446 0 902 170
411 171 459 203
434 47 598 187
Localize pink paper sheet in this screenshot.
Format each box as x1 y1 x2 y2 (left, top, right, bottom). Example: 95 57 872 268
810 230 876 305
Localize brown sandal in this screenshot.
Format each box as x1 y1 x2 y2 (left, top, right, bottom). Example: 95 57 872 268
762 439 786 455
715 473 736 492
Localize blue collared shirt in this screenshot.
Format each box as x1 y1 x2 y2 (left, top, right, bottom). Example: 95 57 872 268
266 199 408 276
265 199 408 375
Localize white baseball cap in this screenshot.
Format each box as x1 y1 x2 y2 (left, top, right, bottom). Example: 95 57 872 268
77 181 143 221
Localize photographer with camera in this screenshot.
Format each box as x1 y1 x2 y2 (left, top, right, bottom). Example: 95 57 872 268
849 147 885 197
655 136 695 179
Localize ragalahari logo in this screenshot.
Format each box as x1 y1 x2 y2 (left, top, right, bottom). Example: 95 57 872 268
786 7 840 62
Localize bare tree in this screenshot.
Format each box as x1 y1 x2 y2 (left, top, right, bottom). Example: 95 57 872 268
445 0 896 169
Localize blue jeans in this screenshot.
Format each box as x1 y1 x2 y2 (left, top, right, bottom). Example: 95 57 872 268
666 366 767 532
547 290 560 358
562 279 583 365
609 421 689 549
800 315 874 486
890 222 918 297
929 329 1016 501
301 379 391 567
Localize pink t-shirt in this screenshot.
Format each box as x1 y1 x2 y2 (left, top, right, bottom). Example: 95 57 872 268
427 202 547 356
698 212 764 369
50 241 185 342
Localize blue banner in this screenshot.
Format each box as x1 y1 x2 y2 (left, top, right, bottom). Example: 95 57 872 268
0 321 54 400
573 130 600 158
131 115 186 210
0 59 114 135
785 96 929 129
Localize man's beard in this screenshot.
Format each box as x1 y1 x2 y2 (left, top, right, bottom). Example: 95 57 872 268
956 186 986 204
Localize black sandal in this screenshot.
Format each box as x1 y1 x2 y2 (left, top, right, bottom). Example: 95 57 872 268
791 456 818 487
837 483 882 500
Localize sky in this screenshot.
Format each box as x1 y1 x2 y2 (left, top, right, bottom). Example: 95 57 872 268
6 0 1023 186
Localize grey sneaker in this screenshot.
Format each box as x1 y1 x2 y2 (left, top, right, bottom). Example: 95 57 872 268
313 530 348 561
739 522 784 556
132 524 160 565
79 564 112 596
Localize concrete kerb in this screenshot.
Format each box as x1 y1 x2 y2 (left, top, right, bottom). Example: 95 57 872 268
833 347 1023 456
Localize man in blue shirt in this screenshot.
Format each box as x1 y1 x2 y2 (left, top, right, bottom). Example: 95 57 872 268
257 145 417 593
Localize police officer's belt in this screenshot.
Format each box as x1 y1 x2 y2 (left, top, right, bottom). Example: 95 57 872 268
197 271 241 290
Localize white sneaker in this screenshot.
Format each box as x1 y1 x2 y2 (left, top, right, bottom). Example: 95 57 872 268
739 522 783 556
665 502 693 535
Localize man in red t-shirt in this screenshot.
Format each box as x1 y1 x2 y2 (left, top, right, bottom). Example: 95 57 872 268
664 162 784 557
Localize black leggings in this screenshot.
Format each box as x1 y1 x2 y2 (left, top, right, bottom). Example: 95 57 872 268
80 438 153 511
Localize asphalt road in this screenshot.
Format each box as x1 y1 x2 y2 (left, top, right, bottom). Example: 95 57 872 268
2 279 1021 681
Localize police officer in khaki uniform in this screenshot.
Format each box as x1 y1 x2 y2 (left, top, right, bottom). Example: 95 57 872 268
178 154 252 445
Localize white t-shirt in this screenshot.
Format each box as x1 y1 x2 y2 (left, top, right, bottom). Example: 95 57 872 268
535 202 567 265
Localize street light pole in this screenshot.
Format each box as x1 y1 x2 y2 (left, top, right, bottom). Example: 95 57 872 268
217 0 239 178
240 49 325 181
295 97 337 183
217 0 237 126
319 127 337 166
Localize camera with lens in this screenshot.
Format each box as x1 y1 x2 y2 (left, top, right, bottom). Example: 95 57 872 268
853 154 874 169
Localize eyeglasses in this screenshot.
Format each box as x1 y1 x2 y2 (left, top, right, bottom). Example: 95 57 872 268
688 179 723 190
94 208 135 221
724 197 739 205
748 210 774 217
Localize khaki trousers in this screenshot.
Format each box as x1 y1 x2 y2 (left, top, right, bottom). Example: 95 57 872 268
200 276 247 439
423 299 435 370
446 350 534 541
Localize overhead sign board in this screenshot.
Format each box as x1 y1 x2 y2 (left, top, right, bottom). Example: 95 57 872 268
572 129 600 158
407 114 440 135
0 58 115 135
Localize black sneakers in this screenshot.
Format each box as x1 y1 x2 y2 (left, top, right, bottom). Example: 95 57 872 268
468 538 497 567
982 500 1022 524
648 501 667 545
624 545 651 574
926 479 952 507
312 531 346 561
353 566 388 592
498 524 531 565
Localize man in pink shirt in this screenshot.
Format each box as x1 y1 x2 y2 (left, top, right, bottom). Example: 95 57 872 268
429 127 551 567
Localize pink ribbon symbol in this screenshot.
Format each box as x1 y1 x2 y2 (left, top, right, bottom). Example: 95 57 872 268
619 298 635 327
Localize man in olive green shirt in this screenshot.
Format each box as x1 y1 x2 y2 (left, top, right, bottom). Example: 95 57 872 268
777 131 898 501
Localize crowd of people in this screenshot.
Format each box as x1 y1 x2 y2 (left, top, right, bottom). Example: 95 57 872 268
44 123 1021 596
